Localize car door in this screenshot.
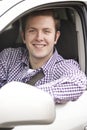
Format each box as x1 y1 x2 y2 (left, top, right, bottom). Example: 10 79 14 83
0 0 87 130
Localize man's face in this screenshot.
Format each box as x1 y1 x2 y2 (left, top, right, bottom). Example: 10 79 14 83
22 15 60 61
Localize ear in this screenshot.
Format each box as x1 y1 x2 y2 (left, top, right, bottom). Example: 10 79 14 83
21 32 26 44
54 31 60 45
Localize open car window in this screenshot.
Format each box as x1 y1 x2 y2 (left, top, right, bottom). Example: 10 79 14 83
0 6 85 72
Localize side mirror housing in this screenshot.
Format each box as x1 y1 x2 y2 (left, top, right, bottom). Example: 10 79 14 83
0 82 55 128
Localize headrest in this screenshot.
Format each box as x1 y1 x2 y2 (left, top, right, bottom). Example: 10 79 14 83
0 21 19 52
56 20 78 60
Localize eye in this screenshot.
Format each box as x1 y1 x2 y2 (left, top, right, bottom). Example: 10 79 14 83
26 28 36 34
44 29 51 34
28 29 35 33
45 30 50 33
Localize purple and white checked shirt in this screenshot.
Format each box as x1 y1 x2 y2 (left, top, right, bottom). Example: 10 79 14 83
0 47 86 103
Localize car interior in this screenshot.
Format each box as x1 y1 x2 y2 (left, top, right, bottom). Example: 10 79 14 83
0 7 85 72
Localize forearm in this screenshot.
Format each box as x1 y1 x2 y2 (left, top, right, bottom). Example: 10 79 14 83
37 72 87 104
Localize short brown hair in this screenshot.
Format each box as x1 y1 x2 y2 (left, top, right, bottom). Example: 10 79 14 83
21 9 60 33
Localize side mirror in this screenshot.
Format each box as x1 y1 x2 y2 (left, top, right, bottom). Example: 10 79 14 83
0 82 55 129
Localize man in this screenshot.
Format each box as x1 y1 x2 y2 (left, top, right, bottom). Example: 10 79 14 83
0 9 86 103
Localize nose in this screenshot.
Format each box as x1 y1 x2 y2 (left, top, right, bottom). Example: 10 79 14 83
36 31 43 41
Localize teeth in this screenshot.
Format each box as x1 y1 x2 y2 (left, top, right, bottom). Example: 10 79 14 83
34 44 45 48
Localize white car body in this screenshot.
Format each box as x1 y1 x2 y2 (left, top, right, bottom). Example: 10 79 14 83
0 0 87 130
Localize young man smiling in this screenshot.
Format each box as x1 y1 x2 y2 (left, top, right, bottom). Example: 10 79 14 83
0 9 86 103
21 10 60 69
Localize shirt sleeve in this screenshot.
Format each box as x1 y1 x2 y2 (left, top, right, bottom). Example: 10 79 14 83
37 60 87 104
0 49 8 87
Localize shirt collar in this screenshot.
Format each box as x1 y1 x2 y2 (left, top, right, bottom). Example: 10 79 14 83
21 48 63 72
42 49 63 74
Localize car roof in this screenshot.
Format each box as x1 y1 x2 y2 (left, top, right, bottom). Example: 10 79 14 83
0 0 87 31
0 0 86 16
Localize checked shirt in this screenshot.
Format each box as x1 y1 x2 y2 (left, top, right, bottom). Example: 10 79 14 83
0 47 86 103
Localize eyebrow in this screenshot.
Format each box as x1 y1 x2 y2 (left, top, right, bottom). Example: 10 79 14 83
26 26 52 30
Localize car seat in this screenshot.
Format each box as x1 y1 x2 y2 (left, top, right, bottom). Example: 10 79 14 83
0 20 20 52
56 19 78 60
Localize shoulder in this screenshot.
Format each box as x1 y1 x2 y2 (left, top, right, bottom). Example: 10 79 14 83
0 47 25 56
0 47 26 61
54 58 80 76
0 47 25 53
53 50 79 68
53 51 80 75
59 58 80 69
52 50 79 68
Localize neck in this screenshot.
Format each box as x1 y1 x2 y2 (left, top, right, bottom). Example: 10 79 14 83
29 58 46 69
29 54 52 69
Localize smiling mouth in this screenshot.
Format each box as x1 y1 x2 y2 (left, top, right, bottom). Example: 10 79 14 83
33 44 46 48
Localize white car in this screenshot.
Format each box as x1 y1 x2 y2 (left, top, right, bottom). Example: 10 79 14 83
0 0 87 130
